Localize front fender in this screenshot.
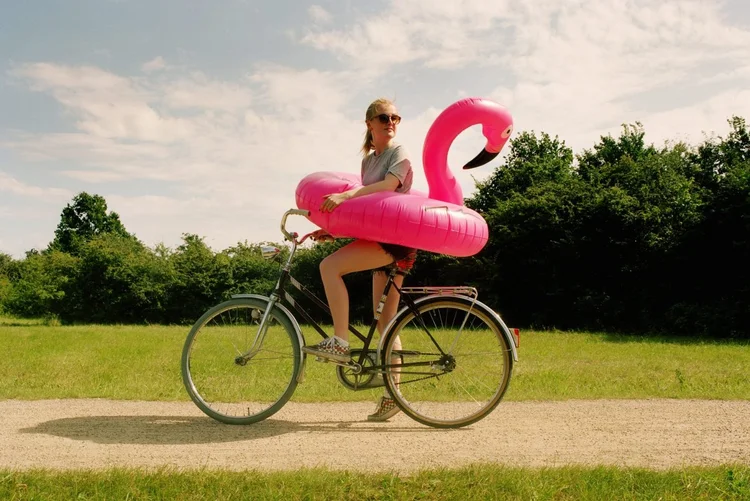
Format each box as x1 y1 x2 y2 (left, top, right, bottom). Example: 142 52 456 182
231 294 308 382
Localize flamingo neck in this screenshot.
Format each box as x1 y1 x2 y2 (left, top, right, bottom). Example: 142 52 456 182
424 130 463 205
422 97 513 206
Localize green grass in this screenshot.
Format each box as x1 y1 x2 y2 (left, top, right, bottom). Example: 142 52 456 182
514 330 750 400
1 317 748 402
1 465 749 500
2 316 748 499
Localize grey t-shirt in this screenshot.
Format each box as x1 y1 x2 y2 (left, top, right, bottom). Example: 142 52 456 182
361 143 413 193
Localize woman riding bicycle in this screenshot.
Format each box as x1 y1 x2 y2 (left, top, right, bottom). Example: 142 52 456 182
301 97 415 422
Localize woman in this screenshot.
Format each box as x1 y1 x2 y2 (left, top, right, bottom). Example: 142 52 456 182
301 97 416 421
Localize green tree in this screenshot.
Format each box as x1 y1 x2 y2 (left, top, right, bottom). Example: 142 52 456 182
469 130 574 213
223 241 284 298
0 252 12 272
163 234 232 324
466 131 579 327
0 253 14 313
4 251 79 318
665 116 750 337
577 122 657 183
61 233 173 323
466 124 709 333
49 192 134 256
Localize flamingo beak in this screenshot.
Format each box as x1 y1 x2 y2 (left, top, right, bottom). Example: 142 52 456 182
463 148 499 170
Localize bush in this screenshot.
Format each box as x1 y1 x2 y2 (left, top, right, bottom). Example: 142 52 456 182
59 233 173 324
4 251 79 318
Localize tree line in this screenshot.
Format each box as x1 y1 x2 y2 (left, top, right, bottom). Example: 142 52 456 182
1 118 748 338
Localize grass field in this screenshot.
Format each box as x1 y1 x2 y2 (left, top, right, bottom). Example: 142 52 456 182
2 315 749 500
1 465 748 500
1 316 748 402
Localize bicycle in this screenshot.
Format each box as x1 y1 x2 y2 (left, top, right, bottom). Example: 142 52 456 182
181 209 519 429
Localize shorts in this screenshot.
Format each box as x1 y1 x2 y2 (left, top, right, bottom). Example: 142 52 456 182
374 242 417 274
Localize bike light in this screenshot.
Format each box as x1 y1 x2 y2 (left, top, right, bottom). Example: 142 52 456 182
261 245 281 260
512 328 520 348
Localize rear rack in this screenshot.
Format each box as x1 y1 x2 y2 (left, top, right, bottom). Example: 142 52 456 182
399 286 478 299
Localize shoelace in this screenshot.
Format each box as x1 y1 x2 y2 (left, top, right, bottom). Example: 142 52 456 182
319 337 343 350
376 397 396 414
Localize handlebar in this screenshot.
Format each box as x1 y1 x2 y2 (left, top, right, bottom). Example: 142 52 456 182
280 209 311 242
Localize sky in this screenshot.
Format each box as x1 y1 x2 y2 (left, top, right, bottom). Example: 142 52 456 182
1 0 749 258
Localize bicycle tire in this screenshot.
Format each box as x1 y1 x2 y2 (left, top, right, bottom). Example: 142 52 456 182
381 295 513 428
181 297 301 424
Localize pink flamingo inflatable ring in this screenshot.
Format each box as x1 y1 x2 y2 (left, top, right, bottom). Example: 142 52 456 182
294 97 514 257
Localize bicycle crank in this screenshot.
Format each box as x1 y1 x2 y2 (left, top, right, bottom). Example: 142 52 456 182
314 357 363 371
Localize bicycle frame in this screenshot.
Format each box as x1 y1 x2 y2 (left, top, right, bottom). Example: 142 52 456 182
182 208 519 428
240 209 487 377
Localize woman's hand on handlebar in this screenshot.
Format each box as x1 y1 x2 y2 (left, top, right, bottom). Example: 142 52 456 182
310 229 334 242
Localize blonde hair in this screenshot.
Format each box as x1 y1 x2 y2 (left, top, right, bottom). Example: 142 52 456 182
361 98 395 157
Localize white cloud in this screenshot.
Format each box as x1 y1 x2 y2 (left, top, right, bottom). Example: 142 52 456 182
11 63 195 143
484 1 750 151
308 5 333 24
61 170 129 183
2 132 174 179
635 87 750 146
301 0 513 70
142 56 167 72
163 72 254 111
0 228 53 257
300 0 750 153
248 64 357 118
2 0 749 258
0 171 72 201
3 61 376 251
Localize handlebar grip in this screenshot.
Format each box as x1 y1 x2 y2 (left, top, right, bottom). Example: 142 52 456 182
280 209 312 242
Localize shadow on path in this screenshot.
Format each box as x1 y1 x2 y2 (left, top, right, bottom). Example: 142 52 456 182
20 415 446 445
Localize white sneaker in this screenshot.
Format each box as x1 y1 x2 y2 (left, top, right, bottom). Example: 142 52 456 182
301 336 351 362
367 396 401 421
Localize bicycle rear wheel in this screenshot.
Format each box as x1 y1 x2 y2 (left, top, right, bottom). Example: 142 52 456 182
181 297 301 424
381 295 513 428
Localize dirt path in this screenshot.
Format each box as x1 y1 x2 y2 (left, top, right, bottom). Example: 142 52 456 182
2 399 748 472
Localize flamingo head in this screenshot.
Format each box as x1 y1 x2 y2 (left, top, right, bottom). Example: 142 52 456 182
463 111 514 170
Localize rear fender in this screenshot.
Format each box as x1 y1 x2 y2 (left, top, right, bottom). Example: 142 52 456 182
377 294 519 362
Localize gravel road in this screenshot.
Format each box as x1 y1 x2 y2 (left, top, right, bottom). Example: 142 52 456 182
2 399 748 472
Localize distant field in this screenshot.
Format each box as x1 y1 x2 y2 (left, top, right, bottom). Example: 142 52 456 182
2 317 748 402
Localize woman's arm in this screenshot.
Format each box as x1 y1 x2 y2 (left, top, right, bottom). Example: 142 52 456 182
320 174 400 213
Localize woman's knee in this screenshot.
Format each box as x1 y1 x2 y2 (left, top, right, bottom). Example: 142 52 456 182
319 255 340 279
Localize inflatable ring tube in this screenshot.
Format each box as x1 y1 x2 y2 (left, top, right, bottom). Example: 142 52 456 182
294 97 513 257
295 171 488 257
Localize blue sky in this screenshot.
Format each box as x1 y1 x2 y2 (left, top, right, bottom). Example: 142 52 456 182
2 0 749 258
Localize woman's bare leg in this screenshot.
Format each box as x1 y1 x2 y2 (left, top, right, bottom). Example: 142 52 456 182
372 271 404 336
319 240 393 342
373 270 403 395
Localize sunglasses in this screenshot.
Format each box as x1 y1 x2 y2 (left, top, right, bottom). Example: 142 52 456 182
372 113 402 125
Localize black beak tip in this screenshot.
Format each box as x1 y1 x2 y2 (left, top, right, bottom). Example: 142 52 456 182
463 149 499 170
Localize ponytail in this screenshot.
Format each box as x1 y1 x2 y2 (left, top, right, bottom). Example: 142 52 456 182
361 129 374 157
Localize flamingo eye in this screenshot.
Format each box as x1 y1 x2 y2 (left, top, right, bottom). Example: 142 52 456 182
501 125 513 138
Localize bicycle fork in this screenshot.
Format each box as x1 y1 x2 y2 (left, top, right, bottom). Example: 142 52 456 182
235 293 281 365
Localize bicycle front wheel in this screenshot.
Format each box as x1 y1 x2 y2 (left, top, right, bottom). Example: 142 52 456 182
381 295 513 428
181 297 301 424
